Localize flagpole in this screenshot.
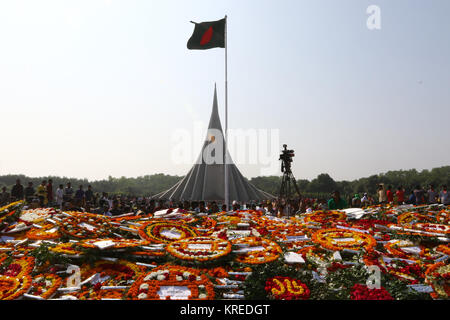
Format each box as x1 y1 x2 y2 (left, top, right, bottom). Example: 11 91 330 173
224 15 229 211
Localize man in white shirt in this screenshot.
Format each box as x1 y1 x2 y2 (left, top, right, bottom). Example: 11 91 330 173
55 184 64 210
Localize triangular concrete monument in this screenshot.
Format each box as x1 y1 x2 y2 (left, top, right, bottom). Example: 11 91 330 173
155 85 275 202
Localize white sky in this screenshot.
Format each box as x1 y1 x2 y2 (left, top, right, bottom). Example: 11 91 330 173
0 0 449 181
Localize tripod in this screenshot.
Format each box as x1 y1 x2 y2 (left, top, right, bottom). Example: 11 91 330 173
279 167 301 202
278 145 301 215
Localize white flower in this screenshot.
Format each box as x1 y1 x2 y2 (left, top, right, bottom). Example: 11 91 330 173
139 283 149 290
183 272 190 278
198 285 205 289
156 275 166 281
196 276 201 281
199 293 207 299
138 293 148 300
45 280 52 287
144 274 154 281
176 276 183 281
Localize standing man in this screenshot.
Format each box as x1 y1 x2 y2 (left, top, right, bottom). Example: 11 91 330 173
386 186 394 203
46 179 54 206
361 193 370 207
377 184 387 204
396 186 405 205
427 185 437 204
64 182 74 204
74 185 85 207
55 184 64 210
0 187 10 206
413 185 425 205
11 179 24 201
36 180 48 207
328 190 348 210
439 185 450 205
85 185 94 204
24 182 35 203
351 194 361 207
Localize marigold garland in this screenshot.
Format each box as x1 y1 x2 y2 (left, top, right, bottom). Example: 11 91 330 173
0 274 32 300
127 264 214 300
77 287 125 300
303 210 347 224
26 223 62 240
1 256 35 278
311 228 376 251
425 262 450 299
232 237 282 265
80 260 144 286
138 222 197 244
79 238 150 250
166 236 231 262
436 244 450 256
58 214 114 239
265 276 310 300
49 242 84 256
384 240 424 262
412 223 450 235
29 273 62 299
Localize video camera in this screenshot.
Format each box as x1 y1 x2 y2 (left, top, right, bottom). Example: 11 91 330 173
279 144 295 173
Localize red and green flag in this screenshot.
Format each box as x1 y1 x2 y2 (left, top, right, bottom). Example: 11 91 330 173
187 18 226 50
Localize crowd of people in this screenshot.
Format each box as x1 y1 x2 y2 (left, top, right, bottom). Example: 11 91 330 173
1 179 449 218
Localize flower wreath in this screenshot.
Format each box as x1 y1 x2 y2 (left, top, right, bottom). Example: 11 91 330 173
365 251 425 283
383 240 424 262
231 237 282 265
1 256 35 278
58 214 114 239
297 246 332 265
29 273 62 299
138 222 197 244
303 210 347 224
0 274 32 300
19 208 56 224
425 262 450 299
80 260 145 292
311 228 376 251
127 264 214 300
0 201 24 213
350 283 393 300
26 223 61 240
436 244 450 256
79 238 150 250
271 225 308 242
265 276 310 300
166 236 231 262
311 228 376 252
435 209 449 224
49 242 84 256
412 223 450 235
397 212 435 225
0 210 18 225
77 287 124 300
195 217 218 236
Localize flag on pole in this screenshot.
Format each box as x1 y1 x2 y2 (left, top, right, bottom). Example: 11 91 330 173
187 18 226 50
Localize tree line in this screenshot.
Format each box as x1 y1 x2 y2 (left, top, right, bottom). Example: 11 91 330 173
1 166 449 199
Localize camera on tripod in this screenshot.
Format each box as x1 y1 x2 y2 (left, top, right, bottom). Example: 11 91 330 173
279 144 295 173
278 144 301 214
